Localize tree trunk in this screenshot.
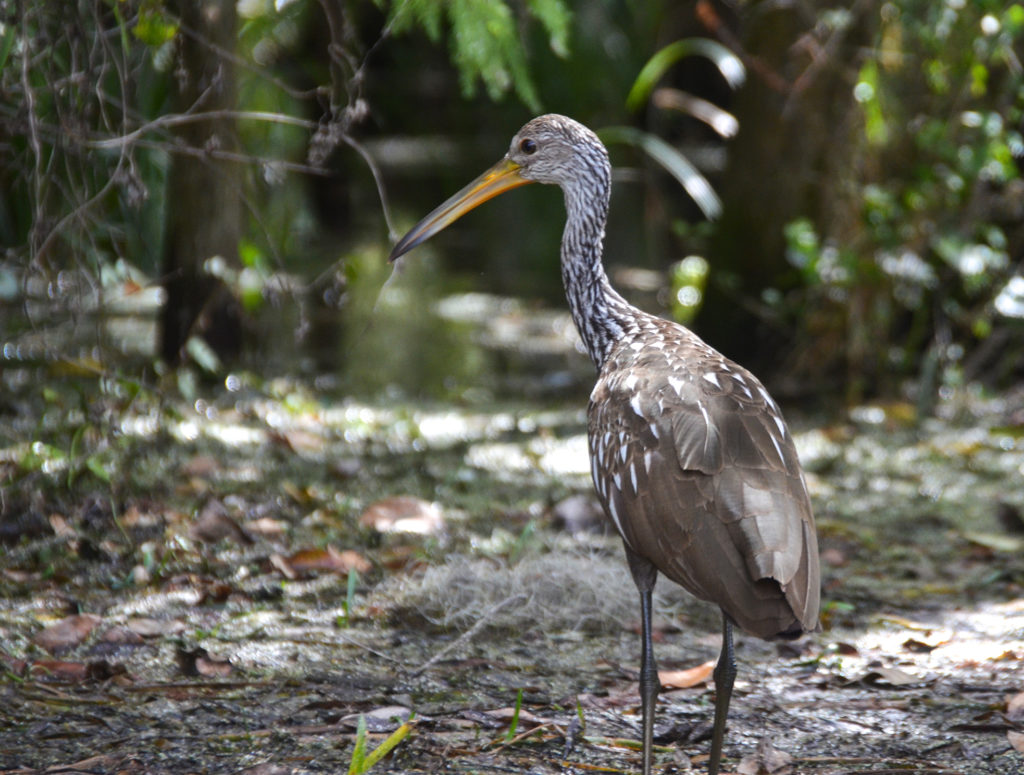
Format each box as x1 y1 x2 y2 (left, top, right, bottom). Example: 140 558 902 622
701 1 875 385
160 0 243 365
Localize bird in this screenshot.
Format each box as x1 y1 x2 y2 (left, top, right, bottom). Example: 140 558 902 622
388 114 820 775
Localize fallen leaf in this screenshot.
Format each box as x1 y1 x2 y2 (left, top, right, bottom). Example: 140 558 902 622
2 568 39 583
280 546 371 576
29 658 124 682
360 496 444 535
178 647 232 678
340 705 413 732
100 626 145 645
855 666 926 687
244 517 287 536
189 500 252 545
736 737 793 775
1008 730 1024 753
484 706 553 727
127 617 186 638
33 614 102 654
903 637 939 653
1006 691 1024 722
962 531 1024 553
269 553 298 580
196 654 233 677
235 764 294 775
181 455 220 477
48 513 76 538
659 660 715 689
268 429 325 455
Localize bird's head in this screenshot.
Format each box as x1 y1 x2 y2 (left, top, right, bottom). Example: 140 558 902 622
388 114 608 262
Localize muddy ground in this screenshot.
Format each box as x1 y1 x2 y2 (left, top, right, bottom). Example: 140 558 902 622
1 374 1023 774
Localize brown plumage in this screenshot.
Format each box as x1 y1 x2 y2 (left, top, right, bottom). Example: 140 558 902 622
389 114 820 775
589 315 818 640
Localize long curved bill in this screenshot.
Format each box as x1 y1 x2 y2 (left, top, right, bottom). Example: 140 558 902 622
388 157 532 262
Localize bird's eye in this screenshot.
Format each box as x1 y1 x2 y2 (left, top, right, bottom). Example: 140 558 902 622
519 138 537 154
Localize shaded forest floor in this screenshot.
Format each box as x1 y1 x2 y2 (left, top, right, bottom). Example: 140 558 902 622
2 371 1024 774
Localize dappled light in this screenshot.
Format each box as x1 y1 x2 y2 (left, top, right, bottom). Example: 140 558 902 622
2 0 1023 772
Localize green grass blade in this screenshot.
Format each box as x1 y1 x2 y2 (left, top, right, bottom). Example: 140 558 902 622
505 688 523 742
0 24 16 74
598 126 722 221
347 714 367 775
361 715 415 771
627 38 745 112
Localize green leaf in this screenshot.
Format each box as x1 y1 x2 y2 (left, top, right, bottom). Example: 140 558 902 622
347 714 367 775
0 23 16 74
382 0 570 111
184 336 223 375
133 7 178 48
361 715 415 771
527 0 571 58
627 38 745 113
505 688 523 742
598 126 722 221
85 456 112 483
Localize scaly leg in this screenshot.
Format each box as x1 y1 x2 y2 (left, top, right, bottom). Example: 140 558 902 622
708 615 736 775
625 549 659 775
637 586 659 775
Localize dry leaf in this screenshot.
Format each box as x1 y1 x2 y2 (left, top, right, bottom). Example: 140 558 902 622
178 647 232 678
1006 691 1024 721
269 553 298 580
29 658 123 682
1008 730 1024 753
282 546 371 576
360 496 444 535
902 637 940 653
127 617 185 638
270 428 325 455
962 531 1024 553
189 500 252 545
235 764 294 775
33 614 102 654
659 660 715 689
195 653 232 677
856 666 924 687
340 705 413 732
484 706 553 727
48 513 76 538
737 737 793 775
244 517 287 536
100 626 145 646
181 455 220 477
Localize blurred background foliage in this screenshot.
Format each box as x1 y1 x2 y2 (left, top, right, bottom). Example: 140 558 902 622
0 0 1021 408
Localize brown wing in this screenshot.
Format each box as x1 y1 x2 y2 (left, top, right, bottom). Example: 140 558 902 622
587 330 820 639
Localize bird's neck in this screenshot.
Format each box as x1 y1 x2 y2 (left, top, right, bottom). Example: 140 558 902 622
560 181 637 369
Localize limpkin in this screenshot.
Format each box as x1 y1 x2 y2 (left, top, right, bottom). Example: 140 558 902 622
389 114 820 774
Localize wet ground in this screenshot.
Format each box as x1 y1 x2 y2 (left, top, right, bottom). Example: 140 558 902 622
1 285 1023 774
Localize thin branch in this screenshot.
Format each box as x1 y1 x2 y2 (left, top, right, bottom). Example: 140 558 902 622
342 133 397 238
412 595 528 677
175 18 319 102
82 110 320 150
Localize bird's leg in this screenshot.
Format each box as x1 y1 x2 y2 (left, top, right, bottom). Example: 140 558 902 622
637 586 659 775
625 549 659 775
708 615 736 775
